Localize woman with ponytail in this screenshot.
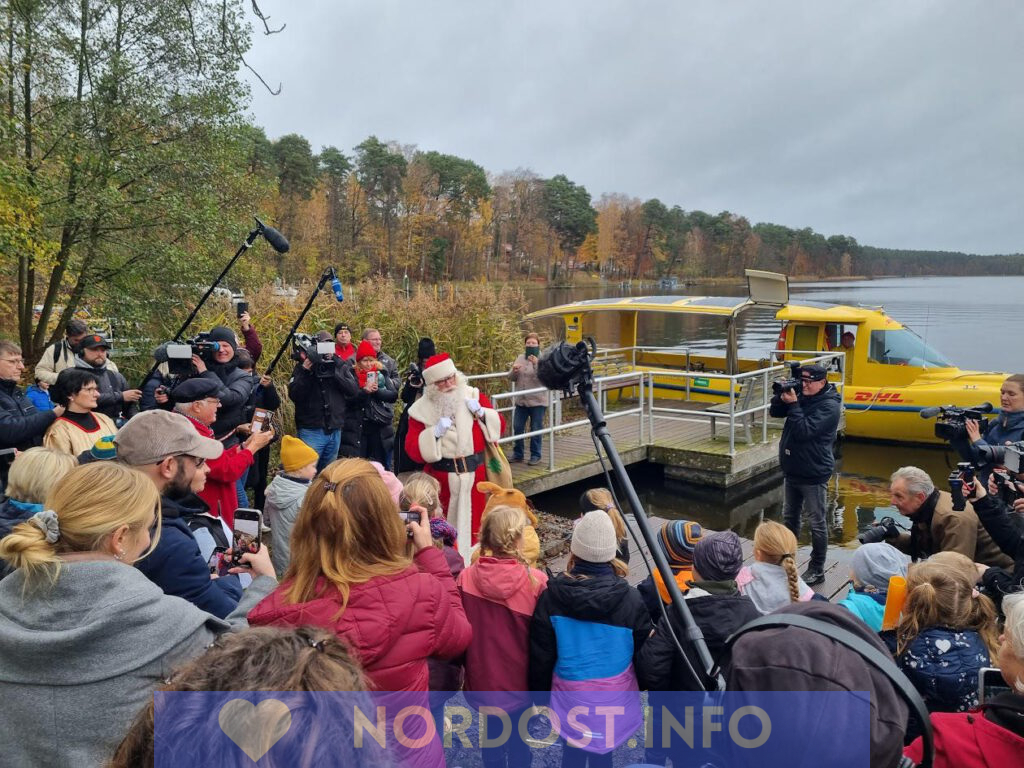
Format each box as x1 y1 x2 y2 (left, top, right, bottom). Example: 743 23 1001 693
248 458 471 768
458 504 548 768
886 554 1000 732
0 462 264 766
736 520 816 613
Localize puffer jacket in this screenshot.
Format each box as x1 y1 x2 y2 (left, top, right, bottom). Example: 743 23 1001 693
135 493 246 619
248 546 471 768
637 580 759 692
263 474 310 577
838 587 888 631
904 692 1024 768
73 356 136 422
529 565 650 753
339 371 397 459
185 415 253 529
0 379 56 492
458 556 548 711
0 497 43 579
204 364 254 441
769 383 842 484
886 627 992 726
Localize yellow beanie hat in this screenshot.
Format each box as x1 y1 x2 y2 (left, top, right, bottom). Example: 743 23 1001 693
280 435 318 473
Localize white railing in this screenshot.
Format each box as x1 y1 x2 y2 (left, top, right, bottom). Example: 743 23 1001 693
471 347 844 457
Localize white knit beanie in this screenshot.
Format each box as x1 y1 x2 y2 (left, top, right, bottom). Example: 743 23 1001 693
571 510 618 563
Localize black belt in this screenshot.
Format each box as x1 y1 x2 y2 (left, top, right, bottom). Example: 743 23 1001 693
432 451 484 474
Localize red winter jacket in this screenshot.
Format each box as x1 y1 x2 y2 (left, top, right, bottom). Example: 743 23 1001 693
905 704 1024 768
457 556 547 711
186 416 253 529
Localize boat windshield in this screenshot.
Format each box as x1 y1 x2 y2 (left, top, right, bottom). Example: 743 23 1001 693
867 329 953 368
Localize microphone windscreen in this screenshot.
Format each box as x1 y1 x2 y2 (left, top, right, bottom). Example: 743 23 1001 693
919 406 942 419
975 402 994 413
261 225 290 254
331 277 344 302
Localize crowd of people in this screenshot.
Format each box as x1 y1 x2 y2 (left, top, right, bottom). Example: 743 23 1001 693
1 320 1023 767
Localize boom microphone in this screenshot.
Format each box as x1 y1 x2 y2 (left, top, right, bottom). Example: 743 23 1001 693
254 217 290 254
331 275 344 302
919 406 942 420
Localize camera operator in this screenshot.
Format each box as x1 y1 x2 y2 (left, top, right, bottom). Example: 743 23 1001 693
769 363 841 585
396 337 435 473
959 374 1024 480
189 326 255 445
885 466 1013 569
288 333 359 473
962 468 1024 608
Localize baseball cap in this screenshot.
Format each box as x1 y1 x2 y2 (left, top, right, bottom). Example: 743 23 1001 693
800 364 828 381
78 334 111 351
115 410 223 466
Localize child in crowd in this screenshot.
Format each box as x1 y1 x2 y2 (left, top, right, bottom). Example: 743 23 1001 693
636 519 703 621
838 542 910 631
638 530 760 767
25 377 53 411
110 627 389 768
459 504 549 768
579 487 630 562
887 555 1000 733
736 520 816 613
264 435 319 578
477 481 541 567
403 471 445 518
530 510 650 768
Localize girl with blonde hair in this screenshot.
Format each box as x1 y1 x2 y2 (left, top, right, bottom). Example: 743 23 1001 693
248 458 471 768
0 462 264 766
736 519 816 613
459 504 549 767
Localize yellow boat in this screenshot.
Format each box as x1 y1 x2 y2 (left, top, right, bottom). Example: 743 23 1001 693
525 270 1008 445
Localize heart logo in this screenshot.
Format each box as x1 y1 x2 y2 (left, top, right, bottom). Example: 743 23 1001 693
934 639 952 654
218 698 292 762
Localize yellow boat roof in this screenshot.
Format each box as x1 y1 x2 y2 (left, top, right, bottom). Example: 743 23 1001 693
526 296 897 326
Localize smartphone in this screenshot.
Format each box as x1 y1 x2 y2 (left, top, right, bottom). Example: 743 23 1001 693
231 508 262 567
207 546 226 575
525 345 540 358
235 301 248 318
398 494 423 528
249 407 271 434
978 667 1011 704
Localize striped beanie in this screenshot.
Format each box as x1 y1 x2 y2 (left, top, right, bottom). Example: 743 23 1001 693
658 520 703 572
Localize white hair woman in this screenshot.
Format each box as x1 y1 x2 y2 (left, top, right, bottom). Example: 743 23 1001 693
0 462 263 766
904 592 1024 764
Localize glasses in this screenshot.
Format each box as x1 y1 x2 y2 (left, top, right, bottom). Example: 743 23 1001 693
0 357 24 365
438 374 457 384
180 455 206 468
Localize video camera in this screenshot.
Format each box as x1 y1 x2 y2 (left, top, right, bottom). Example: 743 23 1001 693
771 362 802 397
1003 441 1024 474
919 402 993 442
291 333 336 378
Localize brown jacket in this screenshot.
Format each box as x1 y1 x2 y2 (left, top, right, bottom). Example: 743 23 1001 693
894 490 1013 568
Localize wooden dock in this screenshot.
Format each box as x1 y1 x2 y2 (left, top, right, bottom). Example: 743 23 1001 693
506 398 783 496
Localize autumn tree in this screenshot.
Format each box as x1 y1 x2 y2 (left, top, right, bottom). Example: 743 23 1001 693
354 135 407 275
542 174 597 281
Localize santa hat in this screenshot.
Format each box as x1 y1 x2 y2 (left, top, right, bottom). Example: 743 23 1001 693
422 353 458 385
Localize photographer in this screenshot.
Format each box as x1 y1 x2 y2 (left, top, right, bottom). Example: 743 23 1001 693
187 326 254 445
287 334 358 472
960 374 1024 479
963 469 1024 608
887 466 1013 568
768 363 841 585
396 337 435 473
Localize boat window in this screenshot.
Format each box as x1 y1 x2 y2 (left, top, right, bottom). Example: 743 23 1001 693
867 329 953 368
791 325 819 352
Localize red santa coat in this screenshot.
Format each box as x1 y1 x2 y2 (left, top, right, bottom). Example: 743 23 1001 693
185 415 253 529
405 384 503 554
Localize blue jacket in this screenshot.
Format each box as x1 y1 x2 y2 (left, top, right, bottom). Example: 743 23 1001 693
886 627 991 718
769 383 842 484
0 379 57 494
838 587 887 631
0 498 44 580
24 386 53 411
135 493 242 618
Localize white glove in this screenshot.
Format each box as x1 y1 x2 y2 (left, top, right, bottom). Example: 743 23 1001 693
433 417 453 438
465 398 483 416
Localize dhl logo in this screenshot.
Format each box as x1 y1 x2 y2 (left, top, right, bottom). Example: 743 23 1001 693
852 391 907 403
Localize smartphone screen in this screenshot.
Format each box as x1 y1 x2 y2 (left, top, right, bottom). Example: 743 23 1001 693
207 547 226 575
249 408 270 434
232 509 262 566
235 301 248 318
978 667 1011 704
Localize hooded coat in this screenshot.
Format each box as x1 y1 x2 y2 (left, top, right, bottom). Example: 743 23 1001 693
339 364 398 461
529 567 650 753
0 560 262 766
247 546 471 768
736 561 816 614
263 473 310 577
0 378 56 491
0 497 43 579
203 364 254 441
457 555 548 710
769 382 842 484
904 692 1024 768
73 355 136 422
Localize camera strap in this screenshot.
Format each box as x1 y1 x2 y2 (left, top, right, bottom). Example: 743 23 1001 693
714 613 933 768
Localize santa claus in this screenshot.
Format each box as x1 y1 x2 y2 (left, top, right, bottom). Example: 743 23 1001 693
405 353 504 562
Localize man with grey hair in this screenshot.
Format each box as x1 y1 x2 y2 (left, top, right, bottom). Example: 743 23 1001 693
887 465 1012 567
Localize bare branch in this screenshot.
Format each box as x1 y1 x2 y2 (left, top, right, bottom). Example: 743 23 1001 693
250 0 285 35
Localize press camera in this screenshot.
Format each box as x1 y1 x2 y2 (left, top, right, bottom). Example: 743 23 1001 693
919 402 993 442
291 333 336 378
771 362 803 397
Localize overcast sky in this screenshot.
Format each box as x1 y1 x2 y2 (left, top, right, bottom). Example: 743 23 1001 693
243 1 1023 255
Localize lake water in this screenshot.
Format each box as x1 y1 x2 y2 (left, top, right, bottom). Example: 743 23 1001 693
526 276 1024 551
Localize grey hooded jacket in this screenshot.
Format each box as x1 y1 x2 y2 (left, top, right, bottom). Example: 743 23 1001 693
264 473 310 577
0 559 275 767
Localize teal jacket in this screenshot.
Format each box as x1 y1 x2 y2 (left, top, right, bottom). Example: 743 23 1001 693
838 588 887 632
